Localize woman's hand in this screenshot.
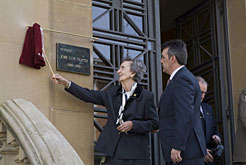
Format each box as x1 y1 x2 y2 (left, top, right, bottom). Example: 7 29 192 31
52 74 69 87
117 121 133 133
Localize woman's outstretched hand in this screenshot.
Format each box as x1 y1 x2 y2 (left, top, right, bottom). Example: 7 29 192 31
51 74 69 87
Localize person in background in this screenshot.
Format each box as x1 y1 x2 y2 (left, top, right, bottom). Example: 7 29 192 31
196 76 221 165
52 56 159 165
158 39 206 165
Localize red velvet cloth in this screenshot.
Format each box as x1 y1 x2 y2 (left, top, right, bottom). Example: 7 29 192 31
19 23 45 69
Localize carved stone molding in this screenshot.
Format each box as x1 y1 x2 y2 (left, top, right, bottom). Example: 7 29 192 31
0 99 84 165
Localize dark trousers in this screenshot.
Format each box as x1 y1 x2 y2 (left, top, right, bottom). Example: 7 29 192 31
166 156 204 165
106 157 150 165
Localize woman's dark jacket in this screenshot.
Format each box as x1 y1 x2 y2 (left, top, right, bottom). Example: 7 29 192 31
65 82 159 159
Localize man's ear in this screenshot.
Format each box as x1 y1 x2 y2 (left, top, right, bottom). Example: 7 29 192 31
171 56 176 63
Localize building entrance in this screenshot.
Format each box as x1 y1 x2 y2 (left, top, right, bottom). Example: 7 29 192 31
91 0 233 164
160 0 234 164
92 0 161 164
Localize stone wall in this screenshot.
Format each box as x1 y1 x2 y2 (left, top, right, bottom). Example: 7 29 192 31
227 0 246 131
0 0 94 164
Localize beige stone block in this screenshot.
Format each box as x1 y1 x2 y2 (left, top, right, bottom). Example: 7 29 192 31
51 82 94 113
228 1 246 126
51 0 92 37
0 0 51 119
47 38 93 110
0 44 50 118
230 45 246 125
55 0 91 7
52 108 93 165
47 34 93 110
227 0 246 49
0 0 50 47
47 0 94 111
230 45 246 89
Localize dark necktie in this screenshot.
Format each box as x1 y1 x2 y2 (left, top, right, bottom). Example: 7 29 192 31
200 110 206 135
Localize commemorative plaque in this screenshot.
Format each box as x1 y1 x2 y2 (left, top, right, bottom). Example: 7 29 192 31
56 43 90 75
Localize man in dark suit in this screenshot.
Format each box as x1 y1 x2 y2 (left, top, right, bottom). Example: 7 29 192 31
196 76 221 165
158 39 206 165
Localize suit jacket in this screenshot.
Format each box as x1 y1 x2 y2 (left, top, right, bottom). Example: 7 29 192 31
158 67 206 162
201 102 221 149
233 89 246 163
65 82 159 159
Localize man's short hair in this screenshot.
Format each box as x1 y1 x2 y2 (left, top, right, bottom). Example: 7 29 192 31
161 39 187 65
196 76 208 86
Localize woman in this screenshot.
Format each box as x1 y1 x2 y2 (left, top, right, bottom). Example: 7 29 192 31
52 57 159 165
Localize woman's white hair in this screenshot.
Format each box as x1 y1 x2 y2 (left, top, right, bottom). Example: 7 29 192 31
121 56 146 83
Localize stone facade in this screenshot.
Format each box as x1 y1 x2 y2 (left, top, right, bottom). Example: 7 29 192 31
0 0 94 164
227 0 246 130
